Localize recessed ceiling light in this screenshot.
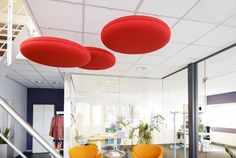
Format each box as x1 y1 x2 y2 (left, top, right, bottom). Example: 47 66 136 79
52 81 62 85
104 80 111 84
35 80 44 84
136 67 148 71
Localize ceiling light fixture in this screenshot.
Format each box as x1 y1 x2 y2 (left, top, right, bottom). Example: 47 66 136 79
52 81 62 85
136 67 148 71
35 80 44 84
104 80 111 84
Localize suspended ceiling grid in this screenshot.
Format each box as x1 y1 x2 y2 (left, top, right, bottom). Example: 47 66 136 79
4 0 236 88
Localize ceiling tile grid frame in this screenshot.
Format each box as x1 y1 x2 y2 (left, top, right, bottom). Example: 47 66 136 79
11 0 236 88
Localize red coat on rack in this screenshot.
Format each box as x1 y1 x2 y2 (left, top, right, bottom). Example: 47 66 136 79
49 115 64 140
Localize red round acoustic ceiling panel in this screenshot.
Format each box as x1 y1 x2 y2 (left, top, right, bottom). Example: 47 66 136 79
101 15 171 54
80 47 116 70
20 36 91 67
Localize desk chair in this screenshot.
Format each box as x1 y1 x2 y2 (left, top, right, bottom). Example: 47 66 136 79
69 145 103 158
131 144 163 158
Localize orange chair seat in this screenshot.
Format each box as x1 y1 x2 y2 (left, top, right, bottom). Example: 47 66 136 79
69 145 103 158
131 144 163 158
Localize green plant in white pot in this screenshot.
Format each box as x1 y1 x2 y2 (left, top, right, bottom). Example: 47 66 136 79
0 128 14 158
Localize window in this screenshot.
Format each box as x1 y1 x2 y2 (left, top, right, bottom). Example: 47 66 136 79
92 105 102 126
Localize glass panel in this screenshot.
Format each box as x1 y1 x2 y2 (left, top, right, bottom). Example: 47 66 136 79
161 69 188 158
68 74 168 155
198 46 236 158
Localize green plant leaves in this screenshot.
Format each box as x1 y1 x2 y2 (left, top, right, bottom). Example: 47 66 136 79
0 128 13 144
225 145 236 158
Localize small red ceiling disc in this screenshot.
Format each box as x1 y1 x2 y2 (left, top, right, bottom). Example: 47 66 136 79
101 15 171 54
20 36 91 67
80 47 116 70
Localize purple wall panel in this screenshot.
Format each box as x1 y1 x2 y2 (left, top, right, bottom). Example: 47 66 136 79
207 91 236 105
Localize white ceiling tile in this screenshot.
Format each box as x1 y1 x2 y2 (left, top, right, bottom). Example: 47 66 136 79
46 77 64 82
123 71 147 78
40 28 82 43
136 54 169 65
175 45 218 59
39 72 62 78
30 62 61 72
160 57 194 71
79 69 108 75
13 79 36 88
18 71 44 80
83 33 106 49
168 57 194 65
205 46 236 67
27 0 83 31
59 68 82 73
224 14 236 27
14 59 29 65
85 0 140 11
171 20 216 44
139 0 198 18
84 6 132 33
185 0 236 23
59 0 83 3
158 16 179 28
108 63 132 71
150 42 187 57
145 73 164 79
9 63 34 71
101 69 126 76
136 14 179 28
195 25 236 47
6 73 27 83
115 53 142 64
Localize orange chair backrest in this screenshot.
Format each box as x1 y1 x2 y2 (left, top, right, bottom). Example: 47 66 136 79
69 146 99 158
132 144 163 158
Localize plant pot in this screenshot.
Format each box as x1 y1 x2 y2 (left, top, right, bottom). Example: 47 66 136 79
0 144 8 158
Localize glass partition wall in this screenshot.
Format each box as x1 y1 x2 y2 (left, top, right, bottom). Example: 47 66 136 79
68 75 164 147
198 46 236 158
64 46 236 158
64 72 189 158
162 69 189 158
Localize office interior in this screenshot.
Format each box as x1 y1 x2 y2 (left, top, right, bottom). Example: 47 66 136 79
0 0 236 158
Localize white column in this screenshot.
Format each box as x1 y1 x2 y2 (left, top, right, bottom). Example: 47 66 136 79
64 73 72 158
7 0 13 66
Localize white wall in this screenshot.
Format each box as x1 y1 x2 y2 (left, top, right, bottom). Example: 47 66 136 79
0 76 27 156
205 103 236 146
211 132 236 146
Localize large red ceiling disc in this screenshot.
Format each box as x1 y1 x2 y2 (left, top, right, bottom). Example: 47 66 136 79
80 47 116 70
101 15 171 54
20 36 91 67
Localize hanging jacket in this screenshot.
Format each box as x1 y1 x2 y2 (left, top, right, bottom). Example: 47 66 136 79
49 115 64 140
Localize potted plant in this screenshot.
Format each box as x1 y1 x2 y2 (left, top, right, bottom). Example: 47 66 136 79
0 128 14 158
130 114 164 145
117 112 164 152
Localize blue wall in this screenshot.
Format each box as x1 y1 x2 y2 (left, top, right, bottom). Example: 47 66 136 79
27 88 64 150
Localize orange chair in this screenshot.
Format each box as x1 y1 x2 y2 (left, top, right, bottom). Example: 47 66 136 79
69 145 103 158
131 144 163 158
